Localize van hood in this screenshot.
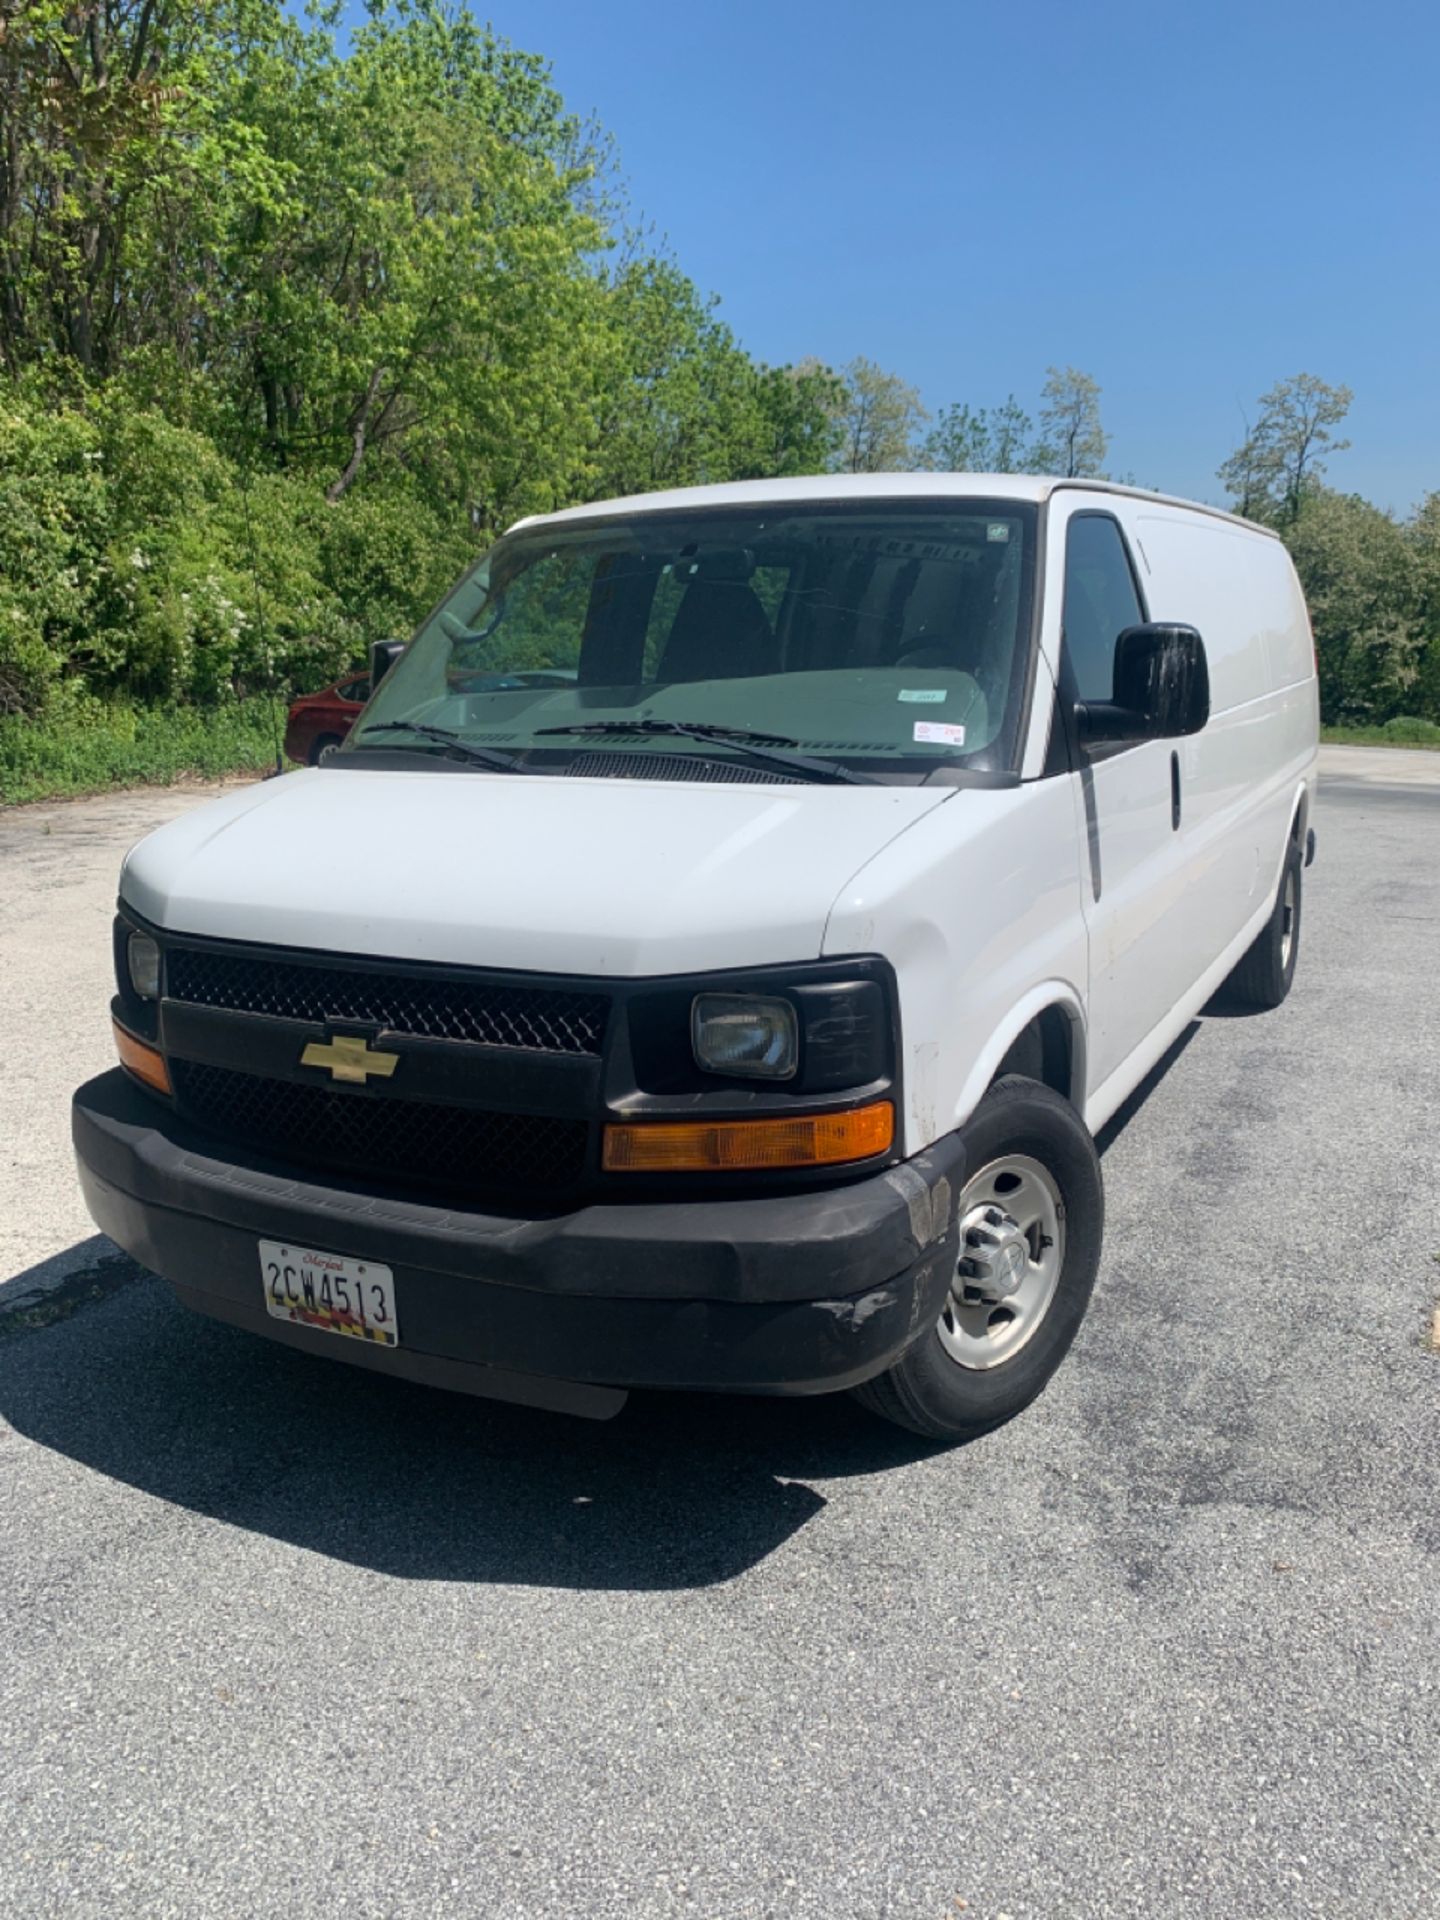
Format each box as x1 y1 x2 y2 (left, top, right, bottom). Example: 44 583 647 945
120 767 954 975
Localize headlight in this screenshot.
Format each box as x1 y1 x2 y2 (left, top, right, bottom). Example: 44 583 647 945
692 994 798 1080
127 931 161 1000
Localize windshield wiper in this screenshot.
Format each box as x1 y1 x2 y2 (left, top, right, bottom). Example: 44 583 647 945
535 718 880 786
353 721 539 774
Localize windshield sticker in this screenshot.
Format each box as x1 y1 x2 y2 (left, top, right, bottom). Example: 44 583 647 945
987 523 1010 542
913 721 967 746
898 689 947 703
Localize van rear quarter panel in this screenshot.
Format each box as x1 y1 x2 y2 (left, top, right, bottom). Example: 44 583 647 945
1125 505 1317 945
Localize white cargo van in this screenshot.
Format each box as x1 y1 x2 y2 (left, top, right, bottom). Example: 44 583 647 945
75 475 1318 1437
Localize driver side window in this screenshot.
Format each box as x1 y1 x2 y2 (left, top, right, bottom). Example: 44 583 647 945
1062 515 1145 702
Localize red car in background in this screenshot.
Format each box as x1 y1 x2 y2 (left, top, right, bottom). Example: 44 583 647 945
284 674 370 765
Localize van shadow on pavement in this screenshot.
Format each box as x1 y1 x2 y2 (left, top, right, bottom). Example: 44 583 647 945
2 1024 1215 1591
1 1241 948 1592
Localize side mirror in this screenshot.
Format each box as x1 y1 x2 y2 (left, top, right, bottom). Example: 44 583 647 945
371 638 407 687
1076 623 1209 748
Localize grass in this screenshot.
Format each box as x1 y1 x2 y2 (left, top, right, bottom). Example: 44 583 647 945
0 696 286 807
1322 719 1440 750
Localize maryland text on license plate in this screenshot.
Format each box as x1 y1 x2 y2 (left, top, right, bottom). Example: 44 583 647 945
259 1242 400 1346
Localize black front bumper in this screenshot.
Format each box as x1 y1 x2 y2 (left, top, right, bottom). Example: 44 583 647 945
73 1071 964 1419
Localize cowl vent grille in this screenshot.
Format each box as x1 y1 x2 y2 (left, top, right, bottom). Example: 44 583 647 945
567 751 795 784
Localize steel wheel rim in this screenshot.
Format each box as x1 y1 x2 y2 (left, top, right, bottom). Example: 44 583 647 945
937 1154 1066 1371
1280 869 1297 969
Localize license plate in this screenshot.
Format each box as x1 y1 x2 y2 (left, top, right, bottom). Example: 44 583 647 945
259 1241 400 1347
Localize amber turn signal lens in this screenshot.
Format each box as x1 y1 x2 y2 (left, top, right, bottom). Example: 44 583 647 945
113 1019 171 1095
603 1099 894 1173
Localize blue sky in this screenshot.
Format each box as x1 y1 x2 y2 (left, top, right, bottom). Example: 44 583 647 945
347 0 1439 512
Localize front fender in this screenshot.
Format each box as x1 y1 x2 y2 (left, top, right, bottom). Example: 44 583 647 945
951 982 1088 1131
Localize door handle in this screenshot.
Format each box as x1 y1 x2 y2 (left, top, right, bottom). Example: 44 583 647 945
1170 750 1181 831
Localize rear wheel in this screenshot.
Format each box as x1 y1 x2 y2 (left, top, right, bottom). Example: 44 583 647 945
852 1076 1103 1441
309 733 342 766
1225 839 1302 1010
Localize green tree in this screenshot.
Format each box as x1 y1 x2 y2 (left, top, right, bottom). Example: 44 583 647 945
923 396 1035 472
0 0 210 376
745 361 845 479
1403 492 1440 719
1219 373 1353 523
830 357 928 473
592 259 755 497
211 2 611 526
1284 488 1424 722
1033 366 1107 478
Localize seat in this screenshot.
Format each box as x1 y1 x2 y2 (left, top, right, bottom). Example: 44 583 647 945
656 576 776 683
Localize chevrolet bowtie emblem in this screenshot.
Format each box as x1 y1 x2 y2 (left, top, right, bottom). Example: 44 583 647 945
300 1035 400 1085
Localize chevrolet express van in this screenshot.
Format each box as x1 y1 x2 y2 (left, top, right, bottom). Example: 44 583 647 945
74 475 1318 1438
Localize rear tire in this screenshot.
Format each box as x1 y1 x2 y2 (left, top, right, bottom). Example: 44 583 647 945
1226 839 1302 1010
852 1076 1103 1441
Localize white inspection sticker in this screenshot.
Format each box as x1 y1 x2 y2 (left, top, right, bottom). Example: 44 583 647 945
913 721 967 746
898 689 947 704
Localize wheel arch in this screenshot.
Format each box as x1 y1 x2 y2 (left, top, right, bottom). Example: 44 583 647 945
1276 777 1312 885
1290 780 1311 842
956 984 1088 1128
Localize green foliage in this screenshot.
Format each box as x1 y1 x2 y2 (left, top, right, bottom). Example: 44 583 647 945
0 691 281 806
0 379 451 721
1320 721 1440 749
829 358 929 474
1380 715 1440 743
0 3 1431 800
921 371 1108 479
0 0 853 802
0 394 109 714
1033 367 1108 479
923 396 1036 474
1282 487 1434 725
1215 383 1435 729
1219 374 1353 523
590 267 841 497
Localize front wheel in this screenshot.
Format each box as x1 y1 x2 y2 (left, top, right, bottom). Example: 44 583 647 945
852 1076 1103 1441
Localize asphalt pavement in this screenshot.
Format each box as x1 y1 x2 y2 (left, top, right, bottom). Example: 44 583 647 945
1 751 1436 1920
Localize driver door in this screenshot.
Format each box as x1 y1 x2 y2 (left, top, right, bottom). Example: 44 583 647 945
1057 500 1199 1104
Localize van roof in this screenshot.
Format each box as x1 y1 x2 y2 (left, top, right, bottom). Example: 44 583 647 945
510 473 1280 539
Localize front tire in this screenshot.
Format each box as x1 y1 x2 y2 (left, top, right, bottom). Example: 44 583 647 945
853 1076 1103 1441
309 733 342 766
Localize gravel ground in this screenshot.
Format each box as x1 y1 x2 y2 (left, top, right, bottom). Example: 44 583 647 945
1 753 1436 1920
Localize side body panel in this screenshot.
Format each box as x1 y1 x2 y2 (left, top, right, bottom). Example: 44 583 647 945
1081 502 1319 1126
1126 500 1318 943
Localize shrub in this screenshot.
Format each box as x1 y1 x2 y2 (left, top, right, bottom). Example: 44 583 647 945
1380 715 1440 744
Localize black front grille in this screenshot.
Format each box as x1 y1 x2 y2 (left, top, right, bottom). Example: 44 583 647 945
166 948 608 1057
172 1061 588 1196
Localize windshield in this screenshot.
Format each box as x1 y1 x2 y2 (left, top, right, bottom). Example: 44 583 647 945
346 499 1039 779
